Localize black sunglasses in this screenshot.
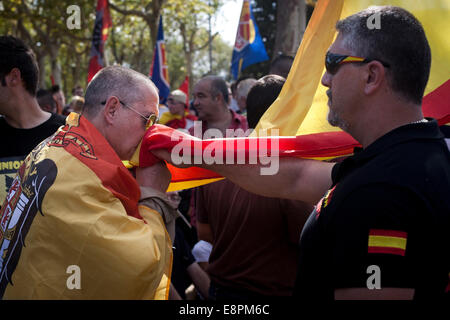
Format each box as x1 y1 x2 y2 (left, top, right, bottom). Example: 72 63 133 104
325 52 390 75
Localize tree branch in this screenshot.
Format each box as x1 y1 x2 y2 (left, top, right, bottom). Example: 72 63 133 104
194 32 218 51
109 2 148 19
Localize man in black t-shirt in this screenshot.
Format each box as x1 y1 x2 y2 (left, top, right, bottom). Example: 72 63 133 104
0 36 65 203
153 6 450 300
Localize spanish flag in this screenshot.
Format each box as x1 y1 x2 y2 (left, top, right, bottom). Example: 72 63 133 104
368 229 408 256
135 0 450 191
255 0 450 136
87 0 112 83
0 113 172 299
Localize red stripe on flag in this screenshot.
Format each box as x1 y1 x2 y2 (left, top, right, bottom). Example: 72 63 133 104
368 246 405 256
369 229 407 238
168 165 221 183
423 79 450 125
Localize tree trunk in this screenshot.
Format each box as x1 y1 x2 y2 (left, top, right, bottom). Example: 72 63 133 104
49 44 62 86
72 52 81 88
273 0 306 58
185 50 193 92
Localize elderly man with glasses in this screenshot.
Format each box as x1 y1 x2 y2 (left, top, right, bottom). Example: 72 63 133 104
0 66 174 299
153 6 450 300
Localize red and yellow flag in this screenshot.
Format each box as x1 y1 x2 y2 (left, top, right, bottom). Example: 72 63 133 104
256 0 450 138
1 114 172 299
368 229 408 256
137 0 450 191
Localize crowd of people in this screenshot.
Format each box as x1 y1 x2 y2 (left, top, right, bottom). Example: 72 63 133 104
0 5 449 301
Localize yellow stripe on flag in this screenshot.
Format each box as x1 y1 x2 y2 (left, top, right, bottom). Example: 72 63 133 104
166 177 224 192
253 0 344 137
368 235 407 250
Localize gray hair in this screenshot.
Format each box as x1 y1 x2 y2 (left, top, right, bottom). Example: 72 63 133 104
336 6 431 105
83 66 157 117
202 75 229 105
236 78 257 100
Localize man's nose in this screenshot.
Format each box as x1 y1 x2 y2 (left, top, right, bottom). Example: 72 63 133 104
321 71 331 88
193 97 200 106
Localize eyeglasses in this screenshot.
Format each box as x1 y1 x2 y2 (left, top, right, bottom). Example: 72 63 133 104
101 98 158 129
325 52 390 75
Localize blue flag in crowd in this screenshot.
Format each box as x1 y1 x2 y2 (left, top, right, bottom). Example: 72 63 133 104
150 16 170 104
230 0 269 79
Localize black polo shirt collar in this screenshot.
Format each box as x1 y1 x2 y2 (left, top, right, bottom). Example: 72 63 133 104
332 118 443 183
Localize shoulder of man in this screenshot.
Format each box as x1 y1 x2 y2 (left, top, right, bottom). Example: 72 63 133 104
49 113 67 126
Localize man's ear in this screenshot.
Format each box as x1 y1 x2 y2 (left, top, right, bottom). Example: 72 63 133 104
363 61 386 96
102 96 120 126
6 68 22 88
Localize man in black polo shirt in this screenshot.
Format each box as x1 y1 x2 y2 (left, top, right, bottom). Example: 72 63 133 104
0 36 66 204
153 6 450 300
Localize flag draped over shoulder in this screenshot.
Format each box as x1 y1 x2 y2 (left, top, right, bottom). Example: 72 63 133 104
0 114 172 299
87 0 112 83
231 0 269 79
135 0 450 191
150 16 170 104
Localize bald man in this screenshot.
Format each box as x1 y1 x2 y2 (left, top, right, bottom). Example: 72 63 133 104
0 66 173 299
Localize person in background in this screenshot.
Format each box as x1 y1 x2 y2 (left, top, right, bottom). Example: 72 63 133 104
158 89 197 131
269 53 294 79
0 36 65 205
72 84 84 98
63 95 85 115
51 84 65 115
36 88 57 114
235 78 257 116
196 74 313 300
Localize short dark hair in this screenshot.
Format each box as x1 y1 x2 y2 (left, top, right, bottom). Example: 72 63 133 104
0 35 39 96
36 89 56 112
336 6 431 105
203 75 229 104
246 75 285 129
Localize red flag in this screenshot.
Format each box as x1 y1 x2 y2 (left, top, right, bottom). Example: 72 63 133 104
178 76 189 105
87 0 112 83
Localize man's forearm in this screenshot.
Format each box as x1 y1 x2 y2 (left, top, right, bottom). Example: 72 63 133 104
151 149 334 204
198 157 333 205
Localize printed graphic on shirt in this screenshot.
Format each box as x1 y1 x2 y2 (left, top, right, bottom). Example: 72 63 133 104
314 185 337 219
0 156 26 205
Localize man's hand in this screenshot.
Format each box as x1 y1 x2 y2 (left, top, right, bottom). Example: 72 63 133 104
136 161 172 192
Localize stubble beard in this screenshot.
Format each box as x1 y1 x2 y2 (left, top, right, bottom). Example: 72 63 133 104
327 103 350 132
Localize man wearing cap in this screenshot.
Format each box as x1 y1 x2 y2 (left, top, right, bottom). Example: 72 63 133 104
158 89 197 131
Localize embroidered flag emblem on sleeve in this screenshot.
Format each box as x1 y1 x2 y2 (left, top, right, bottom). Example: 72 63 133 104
368 229 407 256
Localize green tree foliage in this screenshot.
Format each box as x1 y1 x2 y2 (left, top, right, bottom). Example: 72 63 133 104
0 0 235 99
